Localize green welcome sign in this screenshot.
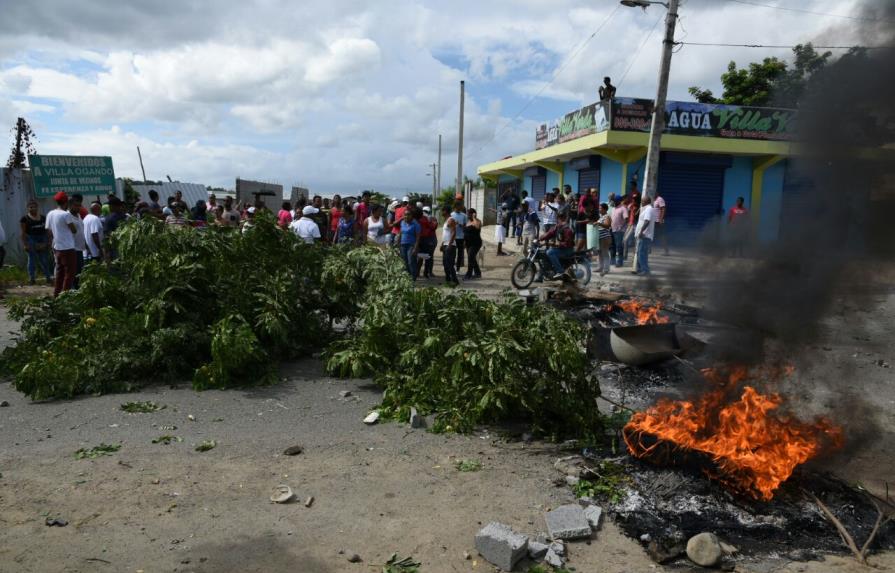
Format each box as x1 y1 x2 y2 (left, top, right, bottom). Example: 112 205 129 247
28 155 116 198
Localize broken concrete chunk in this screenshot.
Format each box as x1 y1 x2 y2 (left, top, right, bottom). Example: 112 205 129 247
363 411 380 425
565 475 580 487
548 540 565 557
339 390 353 398
545 548 564 568
409 407 424 428
545 504 591 540
553 455 586 478
528 541 549 560
474 522 528 571
584 505 603 531
686 532 723 567
720 541 739 555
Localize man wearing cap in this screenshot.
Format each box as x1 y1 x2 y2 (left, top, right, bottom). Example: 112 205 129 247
391 197 410 241
418 206 438 279
290 205 322 244
45 191 78 296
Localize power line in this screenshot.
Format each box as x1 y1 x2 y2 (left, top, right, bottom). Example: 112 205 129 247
617 13 664 89
677 41 894 49
465 4 621 163
724 0 895 24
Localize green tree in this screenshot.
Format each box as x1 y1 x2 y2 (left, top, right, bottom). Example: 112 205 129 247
688 44 832 108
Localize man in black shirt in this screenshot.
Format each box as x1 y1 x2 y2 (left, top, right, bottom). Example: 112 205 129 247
599 77 616 101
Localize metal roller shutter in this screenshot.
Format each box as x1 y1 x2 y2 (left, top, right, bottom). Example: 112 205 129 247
657 154 728 245
578 168 600 200
530 176 547 200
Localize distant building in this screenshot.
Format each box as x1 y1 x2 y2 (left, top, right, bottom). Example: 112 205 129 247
236 178 284 211
290 186 309 205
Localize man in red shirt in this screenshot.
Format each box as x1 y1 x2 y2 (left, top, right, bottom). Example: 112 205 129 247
540 212 575 278
392 196 409 237
727 196 749 257
355 191 370 229
417 206 438 278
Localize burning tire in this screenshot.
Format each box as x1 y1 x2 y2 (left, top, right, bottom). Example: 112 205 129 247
511 259 537 289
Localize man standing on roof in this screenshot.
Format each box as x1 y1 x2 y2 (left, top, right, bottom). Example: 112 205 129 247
599 77 616 101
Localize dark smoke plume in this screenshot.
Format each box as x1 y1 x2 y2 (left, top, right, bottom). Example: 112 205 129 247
687 2 895 364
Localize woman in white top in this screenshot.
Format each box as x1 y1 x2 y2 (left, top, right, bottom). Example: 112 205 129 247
363 205 389 246
441 206 459 285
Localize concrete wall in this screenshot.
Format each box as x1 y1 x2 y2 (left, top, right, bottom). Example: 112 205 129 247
723 156 753 212
600 159 623 204
758 161 785 243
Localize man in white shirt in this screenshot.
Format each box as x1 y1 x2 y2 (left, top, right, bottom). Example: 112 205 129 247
542 191 559 232
83 202 105 262
633 196 657 276
290 205 322 244
45 191 78 296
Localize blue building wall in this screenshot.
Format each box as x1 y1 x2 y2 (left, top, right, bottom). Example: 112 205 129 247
759 161 785 243
563 163 579 195
546 170 560 195
600 159 623 204
723 156 753 212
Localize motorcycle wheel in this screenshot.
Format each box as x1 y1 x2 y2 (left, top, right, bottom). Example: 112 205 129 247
511 259 537 289
569 261 592 286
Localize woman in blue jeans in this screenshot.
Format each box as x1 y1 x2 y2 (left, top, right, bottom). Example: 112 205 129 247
19 200 52 285
397 208 421 279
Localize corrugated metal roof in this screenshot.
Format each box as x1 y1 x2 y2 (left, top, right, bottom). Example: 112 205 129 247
131 182 209 209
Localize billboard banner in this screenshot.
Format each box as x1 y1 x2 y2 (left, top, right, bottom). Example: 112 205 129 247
535 103 599 150
610 98 797 141
28 155 116 198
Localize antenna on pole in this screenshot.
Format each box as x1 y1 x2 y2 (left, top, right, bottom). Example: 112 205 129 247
136 146 148 183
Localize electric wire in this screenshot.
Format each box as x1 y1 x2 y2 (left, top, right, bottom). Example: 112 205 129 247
724 0 895 24
617 13 665 89
464 4 621 164
676 41 894 49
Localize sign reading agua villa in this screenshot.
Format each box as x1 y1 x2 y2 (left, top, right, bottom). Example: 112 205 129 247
29 155 116 198
536 98 797 147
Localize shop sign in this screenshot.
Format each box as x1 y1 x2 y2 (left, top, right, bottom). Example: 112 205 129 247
610 98 797 141
536 103 598 149
28 155 116 198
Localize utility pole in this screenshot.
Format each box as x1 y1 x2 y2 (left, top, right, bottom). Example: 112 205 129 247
632 0 679 201
429 163 437 205
457 81 465 201
437 134 442 196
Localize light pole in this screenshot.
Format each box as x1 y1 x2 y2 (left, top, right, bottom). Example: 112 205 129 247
620 0 679 202
427 163 437 206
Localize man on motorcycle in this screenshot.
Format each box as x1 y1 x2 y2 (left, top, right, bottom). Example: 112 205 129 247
539 212 574 279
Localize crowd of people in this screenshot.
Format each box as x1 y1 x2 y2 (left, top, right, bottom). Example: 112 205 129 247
495 183 667 277
17 183 753 298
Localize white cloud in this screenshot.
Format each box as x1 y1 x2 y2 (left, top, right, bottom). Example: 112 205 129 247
0 0 871 194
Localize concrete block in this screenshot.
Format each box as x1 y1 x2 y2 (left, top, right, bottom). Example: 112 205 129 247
475 522 528 571
549 540 565 557
410 407 424 428
545 504 591 540
584 505 603 530
528 541 549 560
545 548 564 568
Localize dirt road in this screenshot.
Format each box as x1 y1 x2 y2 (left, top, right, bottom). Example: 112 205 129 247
1 248 893 573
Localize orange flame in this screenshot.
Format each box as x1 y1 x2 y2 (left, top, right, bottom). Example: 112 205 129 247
623 366 843 500
612 299 671 325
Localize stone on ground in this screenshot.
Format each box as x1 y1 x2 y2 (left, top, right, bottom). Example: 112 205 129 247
584 504 603 530
686 532 723 567
549 540 565 556
409 407 424 428
545 504 591 540
474 522 528 571
363 411 380 424
528 541 549 560
545 547 564 568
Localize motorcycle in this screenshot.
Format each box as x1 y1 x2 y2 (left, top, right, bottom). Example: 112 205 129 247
510 240 592 289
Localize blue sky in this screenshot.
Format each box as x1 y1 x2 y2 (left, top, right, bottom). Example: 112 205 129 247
0 0 871 196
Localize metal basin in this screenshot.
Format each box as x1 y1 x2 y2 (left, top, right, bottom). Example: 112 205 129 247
609 323 682 366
